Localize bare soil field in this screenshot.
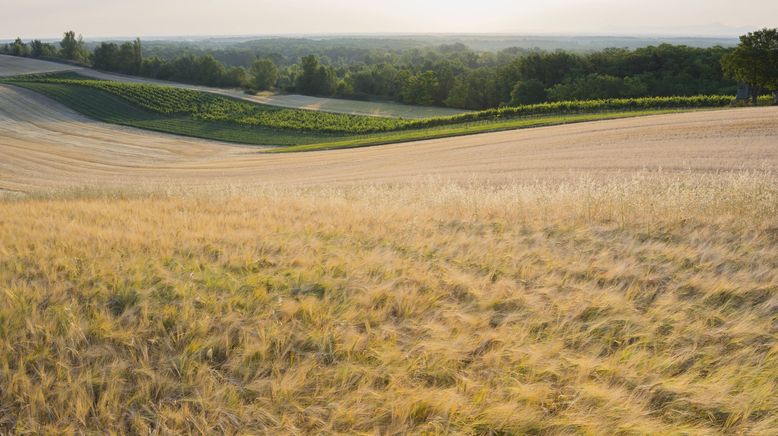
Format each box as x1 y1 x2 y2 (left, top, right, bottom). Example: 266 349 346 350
1 84 777 194
0 54 468 118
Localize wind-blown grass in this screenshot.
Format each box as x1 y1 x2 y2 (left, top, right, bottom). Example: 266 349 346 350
1 173 777 434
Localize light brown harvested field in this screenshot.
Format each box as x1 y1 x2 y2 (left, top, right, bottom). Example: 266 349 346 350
2 84 778 194
0 54 79 77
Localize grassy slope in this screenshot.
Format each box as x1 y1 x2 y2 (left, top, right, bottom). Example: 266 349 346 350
5 76 755 151
7 81 703 152
8 82 348 146
269 109 697 152
1 175 776 433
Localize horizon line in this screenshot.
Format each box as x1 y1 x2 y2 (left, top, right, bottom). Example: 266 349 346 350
0 31 744 43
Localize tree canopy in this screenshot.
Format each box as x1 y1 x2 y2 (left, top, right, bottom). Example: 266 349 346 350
721 28 778 103
249 59 279 91
5 29 771 108
59 31 87 62
295 55 337 96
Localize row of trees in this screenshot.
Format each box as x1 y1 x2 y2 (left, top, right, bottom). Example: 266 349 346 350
128 52 248 88
92 39 248 87
3 29 776 107
289 32 777 107
2 31 88 62
324 44 741 108
92 39 142 74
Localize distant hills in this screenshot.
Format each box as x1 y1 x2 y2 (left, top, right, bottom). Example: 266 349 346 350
0 34 739 52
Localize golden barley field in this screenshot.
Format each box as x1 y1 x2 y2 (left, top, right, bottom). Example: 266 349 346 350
1 173 777 434
2 79 778 433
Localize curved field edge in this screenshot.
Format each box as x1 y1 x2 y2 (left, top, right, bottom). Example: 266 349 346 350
0 81 725 152
3 82 347 147
264 109 710 152
7 73 759 133
3 74 767 151
4 74 432 134
1 175 777 433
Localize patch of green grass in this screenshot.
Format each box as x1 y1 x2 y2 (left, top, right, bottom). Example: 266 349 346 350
267 109 708 152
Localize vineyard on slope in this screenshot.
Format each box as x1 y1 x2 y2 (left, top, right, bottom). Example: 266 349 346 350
4 73 750 135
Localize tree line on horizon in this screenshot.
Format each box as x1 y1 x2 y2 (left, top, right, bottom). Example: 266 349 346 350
2 29 776 109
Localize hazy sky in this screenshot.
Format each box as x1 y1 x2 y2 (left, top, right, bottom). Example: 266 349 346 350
3 0 777 39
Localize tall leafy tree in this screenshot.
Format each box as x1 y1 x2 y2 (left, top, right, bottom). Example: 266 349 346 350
401 71 439 106
117 42 139 74
92 42 120 70
296 55 321 94
131 38 143 75
295 55 336 96
722 28 778 104
59 30 87 62
510 79 547 105
10 38 29 57
224 66 248 88
194 55 226 86
29 40 55 58
249 59 279 91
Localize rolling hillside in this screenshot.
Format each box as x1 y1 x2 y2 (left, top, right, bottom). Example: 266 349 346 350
1 83 777 193
1 52 777 436
0 54 470 118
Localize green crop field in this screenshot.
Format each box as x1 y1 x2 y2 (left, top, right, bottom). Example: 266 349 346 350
6 74 416 134
3 73 766 150
7 81 349 146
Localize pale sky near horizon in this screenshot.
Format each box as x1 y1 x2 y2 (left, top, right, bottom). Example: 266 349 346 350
2 0 777 40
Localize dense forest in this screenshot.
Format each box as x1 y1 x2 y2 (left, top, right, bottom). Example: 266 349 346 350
2 31 775 110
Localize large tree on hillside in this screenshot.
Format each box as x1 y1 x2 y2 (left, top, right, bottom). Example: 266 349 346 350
296 55 320 94
117 42 140 74
295 55 336 96
60 30 87 62
721 28 778 104
131 38 142 74
401 71 439 106
92 42 119 70
250 59 279 91
30 40 56 58
10 38 29 57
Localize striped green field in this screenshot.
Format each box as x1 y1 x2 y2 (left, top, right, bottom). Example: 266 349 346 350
8 81 348 146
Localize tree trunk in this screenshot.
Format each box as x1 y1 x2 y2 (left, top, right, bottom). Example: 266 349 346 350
751 85 759 105
774 84 778 105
